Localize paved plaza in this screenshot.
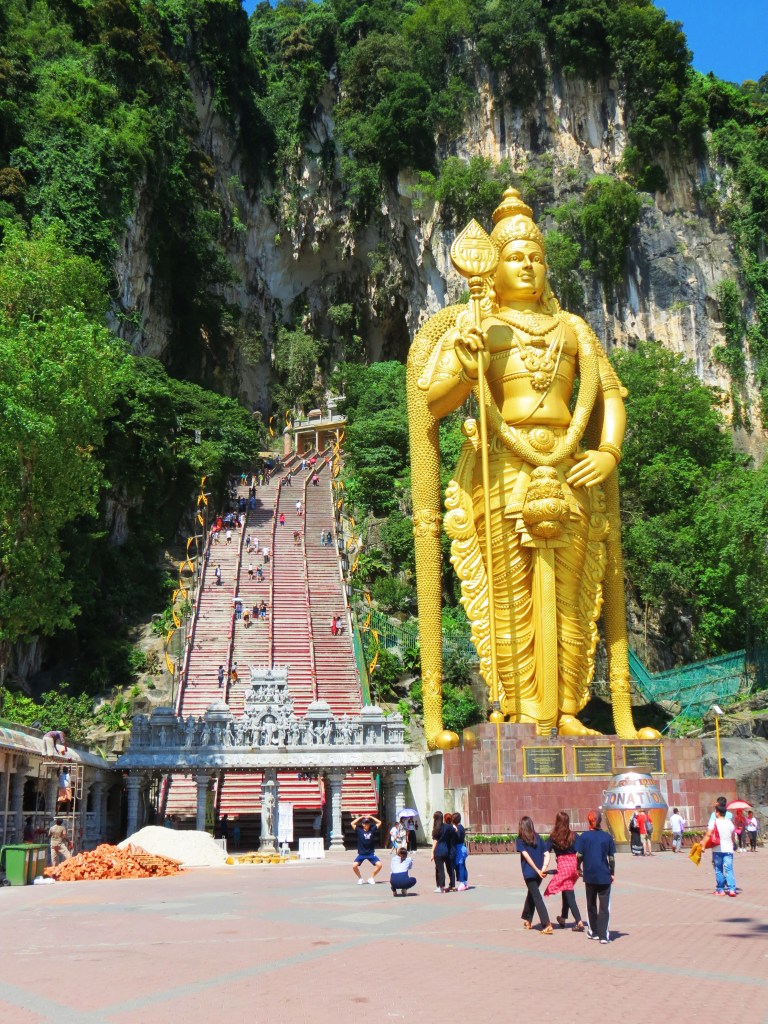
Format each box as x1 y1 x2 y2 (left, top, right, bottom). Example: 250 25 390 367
0 850 766 1024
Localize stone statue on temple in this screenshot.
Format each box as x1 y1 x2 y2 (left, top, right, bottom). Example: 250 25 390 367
259 772 277 853
408 188 659 749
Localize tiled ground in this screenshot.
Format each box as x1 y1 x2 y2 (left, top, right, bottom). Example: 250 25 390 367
0 849 765 1023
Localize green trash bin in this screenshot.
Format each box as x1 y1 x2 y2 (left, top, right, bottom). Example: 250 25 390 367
27 844 48 883
1 845 32 885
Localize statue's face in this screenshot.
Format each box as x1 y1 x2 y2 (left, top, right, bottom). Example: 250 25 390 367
495 239 546 304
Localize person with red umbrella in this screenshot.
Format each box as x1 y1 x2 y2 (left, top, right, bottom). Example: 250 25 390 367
727 800 753 853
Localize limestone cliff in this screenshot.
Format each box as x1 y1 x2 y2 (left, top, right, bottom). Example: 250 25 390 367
116 65 755 445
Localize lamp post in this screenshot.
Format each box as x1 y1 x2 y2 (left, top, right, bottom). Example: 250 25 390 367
711 704 724 780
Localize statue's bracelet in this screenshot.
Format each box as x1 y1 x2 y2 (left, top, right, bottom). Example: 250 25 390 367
459 367 478 386
598 442 622 464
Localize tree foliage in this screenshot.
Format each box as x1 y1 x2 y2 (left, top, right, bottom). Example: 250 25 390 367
2 687 95 742
614 342 768 654
0 217 264 701
0 222 128 669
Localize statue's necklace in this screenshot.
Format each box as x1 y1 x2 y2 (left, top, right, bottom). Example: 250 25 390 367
498 310 564 392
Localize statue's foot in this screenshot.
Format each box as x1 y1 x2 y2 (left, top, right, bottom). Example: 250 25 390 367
434 729 460 750
557 715 601 737
635 726 662 740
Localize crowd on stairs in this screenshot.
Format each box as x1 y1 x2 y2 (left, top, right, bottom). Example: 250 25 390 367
162 449 379 847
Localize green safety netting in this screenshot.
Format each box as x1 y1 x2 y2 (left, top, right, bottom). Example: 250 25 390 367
353 601 475 662
627 648 746 729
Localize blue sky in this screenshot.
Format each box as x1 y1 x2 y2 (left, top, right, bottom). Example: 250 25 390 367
241 1 767 85
656 1 766 83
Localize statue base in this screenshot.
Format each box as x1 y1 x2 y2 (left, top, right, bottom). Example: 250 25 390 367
443 723 736 833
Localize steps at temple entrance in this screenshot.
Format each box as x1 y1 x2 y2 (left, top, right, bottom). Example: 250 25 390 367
165 451 379 826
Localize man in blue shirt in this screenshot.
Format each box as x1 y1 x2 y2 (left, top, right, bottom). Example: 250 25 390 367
351 814 383 884
575 810 615 944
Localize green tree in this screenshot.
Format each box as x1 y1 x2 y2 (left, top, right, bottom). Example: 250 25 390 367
613 342 768 654
273 325 323 411
0 222 128 692
552 176 642 296
2 687 95 742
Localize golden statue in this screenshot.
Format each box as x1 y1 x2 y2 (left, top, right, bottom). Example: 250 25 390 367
407 188 655 749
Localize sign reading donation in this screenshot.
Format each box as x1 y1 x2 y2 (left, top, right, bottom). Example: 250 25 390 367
574 745 615 776
623 744 664 773
523 746 565 777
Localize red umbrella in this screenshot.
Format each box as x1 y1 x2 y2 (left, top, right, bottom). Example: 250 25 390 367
726 800 752 811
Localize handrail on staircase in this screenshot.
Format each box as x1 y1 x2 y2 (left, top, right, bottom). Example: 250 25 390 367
300 458 319 702
175 529 213 715
268 478 281 669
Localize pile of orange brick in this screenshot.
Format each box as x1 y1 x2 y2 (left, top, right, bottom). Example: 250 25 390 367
45 843 182 882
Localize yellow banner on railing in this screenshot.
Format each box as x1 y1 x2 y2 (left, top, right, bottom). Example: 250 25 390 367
368 629 380 674
171 591 181 628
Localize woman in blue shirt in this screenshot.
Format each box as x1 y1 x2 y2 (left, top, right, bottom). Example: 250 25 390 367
431 811 458 892
516 816 553 934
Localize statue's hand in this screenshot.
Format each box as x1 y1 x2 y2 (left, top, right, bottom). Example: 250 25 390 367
566 450 616 489
452 326 490 380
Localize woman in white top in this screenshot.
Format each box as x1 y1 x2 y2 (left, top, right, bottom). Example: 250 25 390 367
745 812 759 852
390 848 416 896
702 802 738 896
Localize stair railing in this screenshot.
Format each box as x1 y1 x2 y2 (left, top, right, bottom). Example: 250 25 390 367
301 462 319 702
175 526 214 715
268 477 282 668
223 486 250 706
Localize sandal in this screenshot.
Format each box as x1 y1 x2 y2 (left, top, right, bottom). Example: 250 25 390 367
574 921 585 932
556 916 567 928
522 920 532 930
541 924 554 935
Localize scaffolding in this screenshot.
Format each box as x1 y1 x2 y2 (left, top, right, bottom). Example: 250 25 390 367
38 761 86 855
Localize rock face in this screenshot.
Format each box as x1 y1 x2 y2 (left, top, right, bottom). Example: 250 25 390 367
701 736 768 823
115 67 753 441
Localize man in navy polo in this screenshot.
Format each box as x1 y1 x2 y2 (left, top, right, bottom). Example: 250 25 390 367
575 810 615 944
351 813 383 884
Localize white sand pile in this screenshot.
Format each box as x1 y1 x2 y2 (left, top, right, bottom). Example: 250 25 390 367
118 826 228 868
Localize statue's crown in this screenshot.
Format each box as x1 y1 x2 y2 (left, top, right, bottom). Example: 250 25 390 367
492 187 533 224
490 187 544 254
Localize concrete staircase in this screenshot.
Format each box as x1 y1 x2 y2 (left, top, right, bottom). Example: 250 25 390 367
303 459 377 817
164 451 379 844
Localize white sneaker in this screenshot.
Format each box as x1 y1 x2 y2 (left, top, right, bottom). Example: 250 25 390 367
433 887 443 893
357 878 365 885
367 878 376 885
457 883 467 891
